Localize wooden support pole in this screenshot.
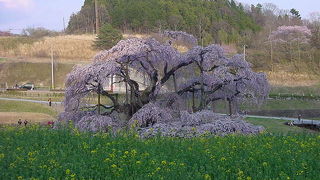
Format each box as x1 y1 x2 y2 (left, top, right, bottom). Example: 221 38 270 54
192 88 195 112
51 45 54 90
173 73 177 92
110 74 114 92
228 99 232 116
125 65 129 104
98 84 101 115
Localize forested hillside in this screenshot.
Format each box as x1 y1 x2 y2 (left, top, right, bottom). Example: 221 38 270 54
67 0 320 79
67 0 260 45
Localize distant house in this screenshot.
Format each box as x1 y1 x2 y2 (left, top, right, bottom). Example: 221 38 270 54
104 69 150 93
104 68 173 93
0 31 13 36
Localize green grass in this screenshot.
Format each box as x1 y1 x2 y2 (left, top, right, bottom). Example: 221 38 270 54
245 117 317 134
271 85 320 96
0 57 7 62
255 99 320 110
0 126 319 179
214 99 320 113
0 61 74 89
0 91 65 101
0 100 57 117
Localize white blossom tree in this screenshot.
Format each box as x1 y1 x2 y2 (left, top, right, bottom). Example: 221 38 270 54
269 26 311 62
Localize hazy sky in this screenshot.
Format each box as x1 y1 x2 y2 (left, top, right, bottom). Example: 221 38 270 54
238 0 320 18
0 0 84 33
0 0 319 33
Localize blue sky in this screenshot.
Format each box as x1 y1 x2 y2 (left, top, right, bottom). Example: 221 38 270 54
0 0 84 33
0 0 319 33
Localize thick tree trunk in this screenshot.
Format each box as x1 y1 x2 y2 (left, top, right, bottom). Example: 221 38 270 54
200 82 205 110
125 65 129 104
211 102 215 112
110 74 114 92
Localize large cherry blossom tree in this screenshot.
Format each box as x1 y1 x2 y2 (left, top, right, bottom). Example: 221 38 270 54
59 32 269 133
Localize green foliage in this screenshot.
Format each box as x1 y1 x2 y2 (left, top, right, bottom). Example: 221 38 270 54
68 0 260 45
0 127 319 179
0 100 57 117
94 24 123 50
290 8 301 20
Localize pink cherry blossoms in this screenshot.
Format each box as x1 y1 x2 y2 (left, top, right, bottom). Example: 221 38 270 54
59 31 270 137
269 26 311 44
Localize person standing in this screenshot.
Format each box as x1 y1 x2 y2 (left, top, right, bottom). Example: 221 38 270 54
48 98 52 107
24 120 28 126
18 119 22 125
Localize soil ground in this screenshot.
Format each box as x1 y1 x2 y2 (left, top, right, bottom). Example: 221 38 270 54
0 112 55 125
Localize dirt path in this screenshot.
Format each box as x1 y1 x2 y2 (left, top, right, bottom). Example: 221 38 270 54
0 112 56 125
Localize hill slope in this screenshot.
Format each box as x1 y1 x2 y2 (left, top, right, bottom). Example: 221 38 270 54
68 0 259 45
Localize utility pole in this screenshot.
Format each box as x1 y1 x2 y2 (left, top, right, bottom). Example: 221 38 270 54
63 17 66 33
51 45 54 90
95 0 100 34
269 28 274 72
270 40 273 72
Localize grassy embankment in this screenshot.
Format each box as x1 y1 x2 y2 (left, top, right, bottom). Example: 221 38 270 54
0 35 97 61
0 61 75 89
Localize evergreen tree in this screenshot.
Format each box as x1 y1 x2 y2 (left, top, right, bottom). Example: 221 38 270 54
94 24 123 50
290 8 301 19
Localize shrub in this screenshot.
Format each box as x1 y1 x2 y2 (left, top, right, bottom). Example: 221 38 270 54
22 27 59 38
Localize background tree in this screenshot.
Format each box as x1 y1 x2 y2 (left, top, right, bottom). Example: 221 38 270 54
309 12 320 49
290 8 301 19
22 27 59 38
67 0 260 44
269 26 311 64
94 23 123 50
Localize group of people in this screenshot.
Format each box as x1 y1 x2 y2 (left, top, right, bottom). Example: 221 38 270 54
18 119 28 126
18 119 55 128
16 98 53 127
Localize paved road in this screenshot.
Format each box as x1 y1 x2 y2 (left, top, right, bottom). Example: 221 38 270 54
244 115 320 126
1 97 320 126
